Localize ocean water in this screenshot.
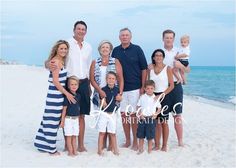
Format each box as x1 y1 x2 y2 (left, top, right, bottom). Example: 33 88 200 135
183 66 235 106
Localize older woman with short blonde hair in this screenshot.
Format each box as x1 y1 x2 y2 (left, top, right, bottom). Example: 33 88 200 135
90 40 124 108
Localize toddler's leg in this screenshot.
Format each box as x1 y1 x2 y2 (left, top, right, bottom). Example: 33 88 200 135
98 132 105 156
148 140 153 153
72 136 78 155
180 69 186 85
172 67 182 84
110 133 119 155
63 134 67 151
137 139 144 154
107 134 113 151
66 136 74 156
103 132 108 149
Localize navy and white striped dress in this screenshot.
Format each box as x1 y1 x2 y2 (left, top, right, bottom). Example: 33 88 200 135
34 68 67 153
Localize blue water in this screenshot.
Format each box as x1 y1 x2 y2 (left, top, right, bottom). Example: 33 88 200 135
183 66 235 105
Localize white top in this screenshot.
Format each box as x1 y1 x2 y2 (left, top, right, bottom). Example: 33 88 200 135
137 93 161 116
178 45 190 60
66 37 92 79
150 65 168 93
100 66 107 88
163 47 178 81
163 47 178 68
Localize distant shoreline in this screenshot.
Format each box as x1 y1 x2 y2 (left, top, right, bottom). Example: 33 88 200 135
1 64 235 109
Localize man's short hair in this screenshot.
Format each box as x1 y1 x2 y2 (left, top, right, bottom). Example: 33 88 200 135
119 27 132 35
162 29 175 38
73 20 87 30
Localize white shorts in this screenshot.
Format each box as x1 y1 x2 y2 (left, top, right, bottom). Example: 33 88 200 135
120 89 140 112
64 117 79 136
96 112 117 134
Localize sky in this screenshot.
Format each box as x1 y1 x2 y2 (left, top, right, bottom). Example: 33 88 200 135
1 0 235 66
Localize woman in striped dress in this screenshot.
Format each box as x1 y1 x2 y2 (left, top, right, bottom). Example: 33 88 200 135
34 40 76 156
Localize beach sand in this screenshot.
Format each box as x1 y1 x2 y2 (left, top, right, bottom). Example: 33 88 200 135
1 65 236 168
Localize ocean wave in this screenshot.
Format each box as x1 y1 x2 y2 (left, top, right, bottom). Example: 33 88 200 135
228 96 236 105
184 95 235 109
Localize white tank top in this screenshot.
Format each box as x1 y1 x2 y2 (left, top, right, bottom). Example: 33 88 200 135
100 66 107 88
150 65 168 93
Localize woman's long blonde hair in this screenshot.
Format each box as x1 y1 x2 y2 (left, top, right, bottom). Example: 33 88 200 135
45 40 70 66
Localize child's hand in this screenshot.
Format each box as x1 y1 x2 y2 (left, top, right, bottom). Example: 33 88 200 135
60 121 65 128
152 108 161 119
137 111 145 120
101 98 107 108
152 113 158 119
116 94 122 102
140 114 145 120
154 95 160 101
175 52 179 59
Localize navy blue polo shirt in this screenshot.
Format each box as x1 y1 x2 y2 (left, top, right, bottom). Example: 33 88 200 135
102 85 119 112
63 92 80 116
111 43 147 91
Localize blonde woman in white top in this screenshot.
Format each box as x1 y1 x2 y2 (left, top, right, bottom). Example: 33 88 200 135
148 49 174 152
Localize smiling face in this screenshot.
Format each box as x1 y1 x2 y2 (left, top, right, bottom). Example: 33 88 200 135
163 32 175 49
106 73 116 87
145 85 155 96
100 42 112 57
180 38 189 48
73 23 87 40
153 51 164 64
119 30 132 46
57 43 68 58
68 79 79 93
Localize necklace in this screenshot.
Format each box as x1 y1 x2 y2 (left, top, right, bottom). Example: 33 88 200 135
102 57 109 64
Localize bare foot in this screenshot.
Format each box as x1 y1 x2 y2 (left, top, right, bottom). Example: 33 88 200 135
68 152 75 157
97 151 104 156
73 151 78 156
112 150 119 156
107 146 112 151
131 145 138 151
152 146 160 151
178 142 184 147
50 151 60 156
78 146 87 152
121 142 131 148
148 149 152 154
137 149 144 155
161 146 167 152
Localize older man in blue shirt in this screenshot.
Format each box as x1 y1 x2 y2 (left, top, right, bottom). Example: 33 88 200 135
112 28 147 150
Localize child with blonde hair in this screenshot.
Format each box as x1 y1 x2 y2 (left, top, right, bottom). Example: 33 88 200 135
173 35 190 84
60 76 80 156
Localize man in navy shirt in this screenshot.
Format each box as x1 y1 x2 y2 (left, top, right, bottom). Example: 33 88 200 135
111 28 147 150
